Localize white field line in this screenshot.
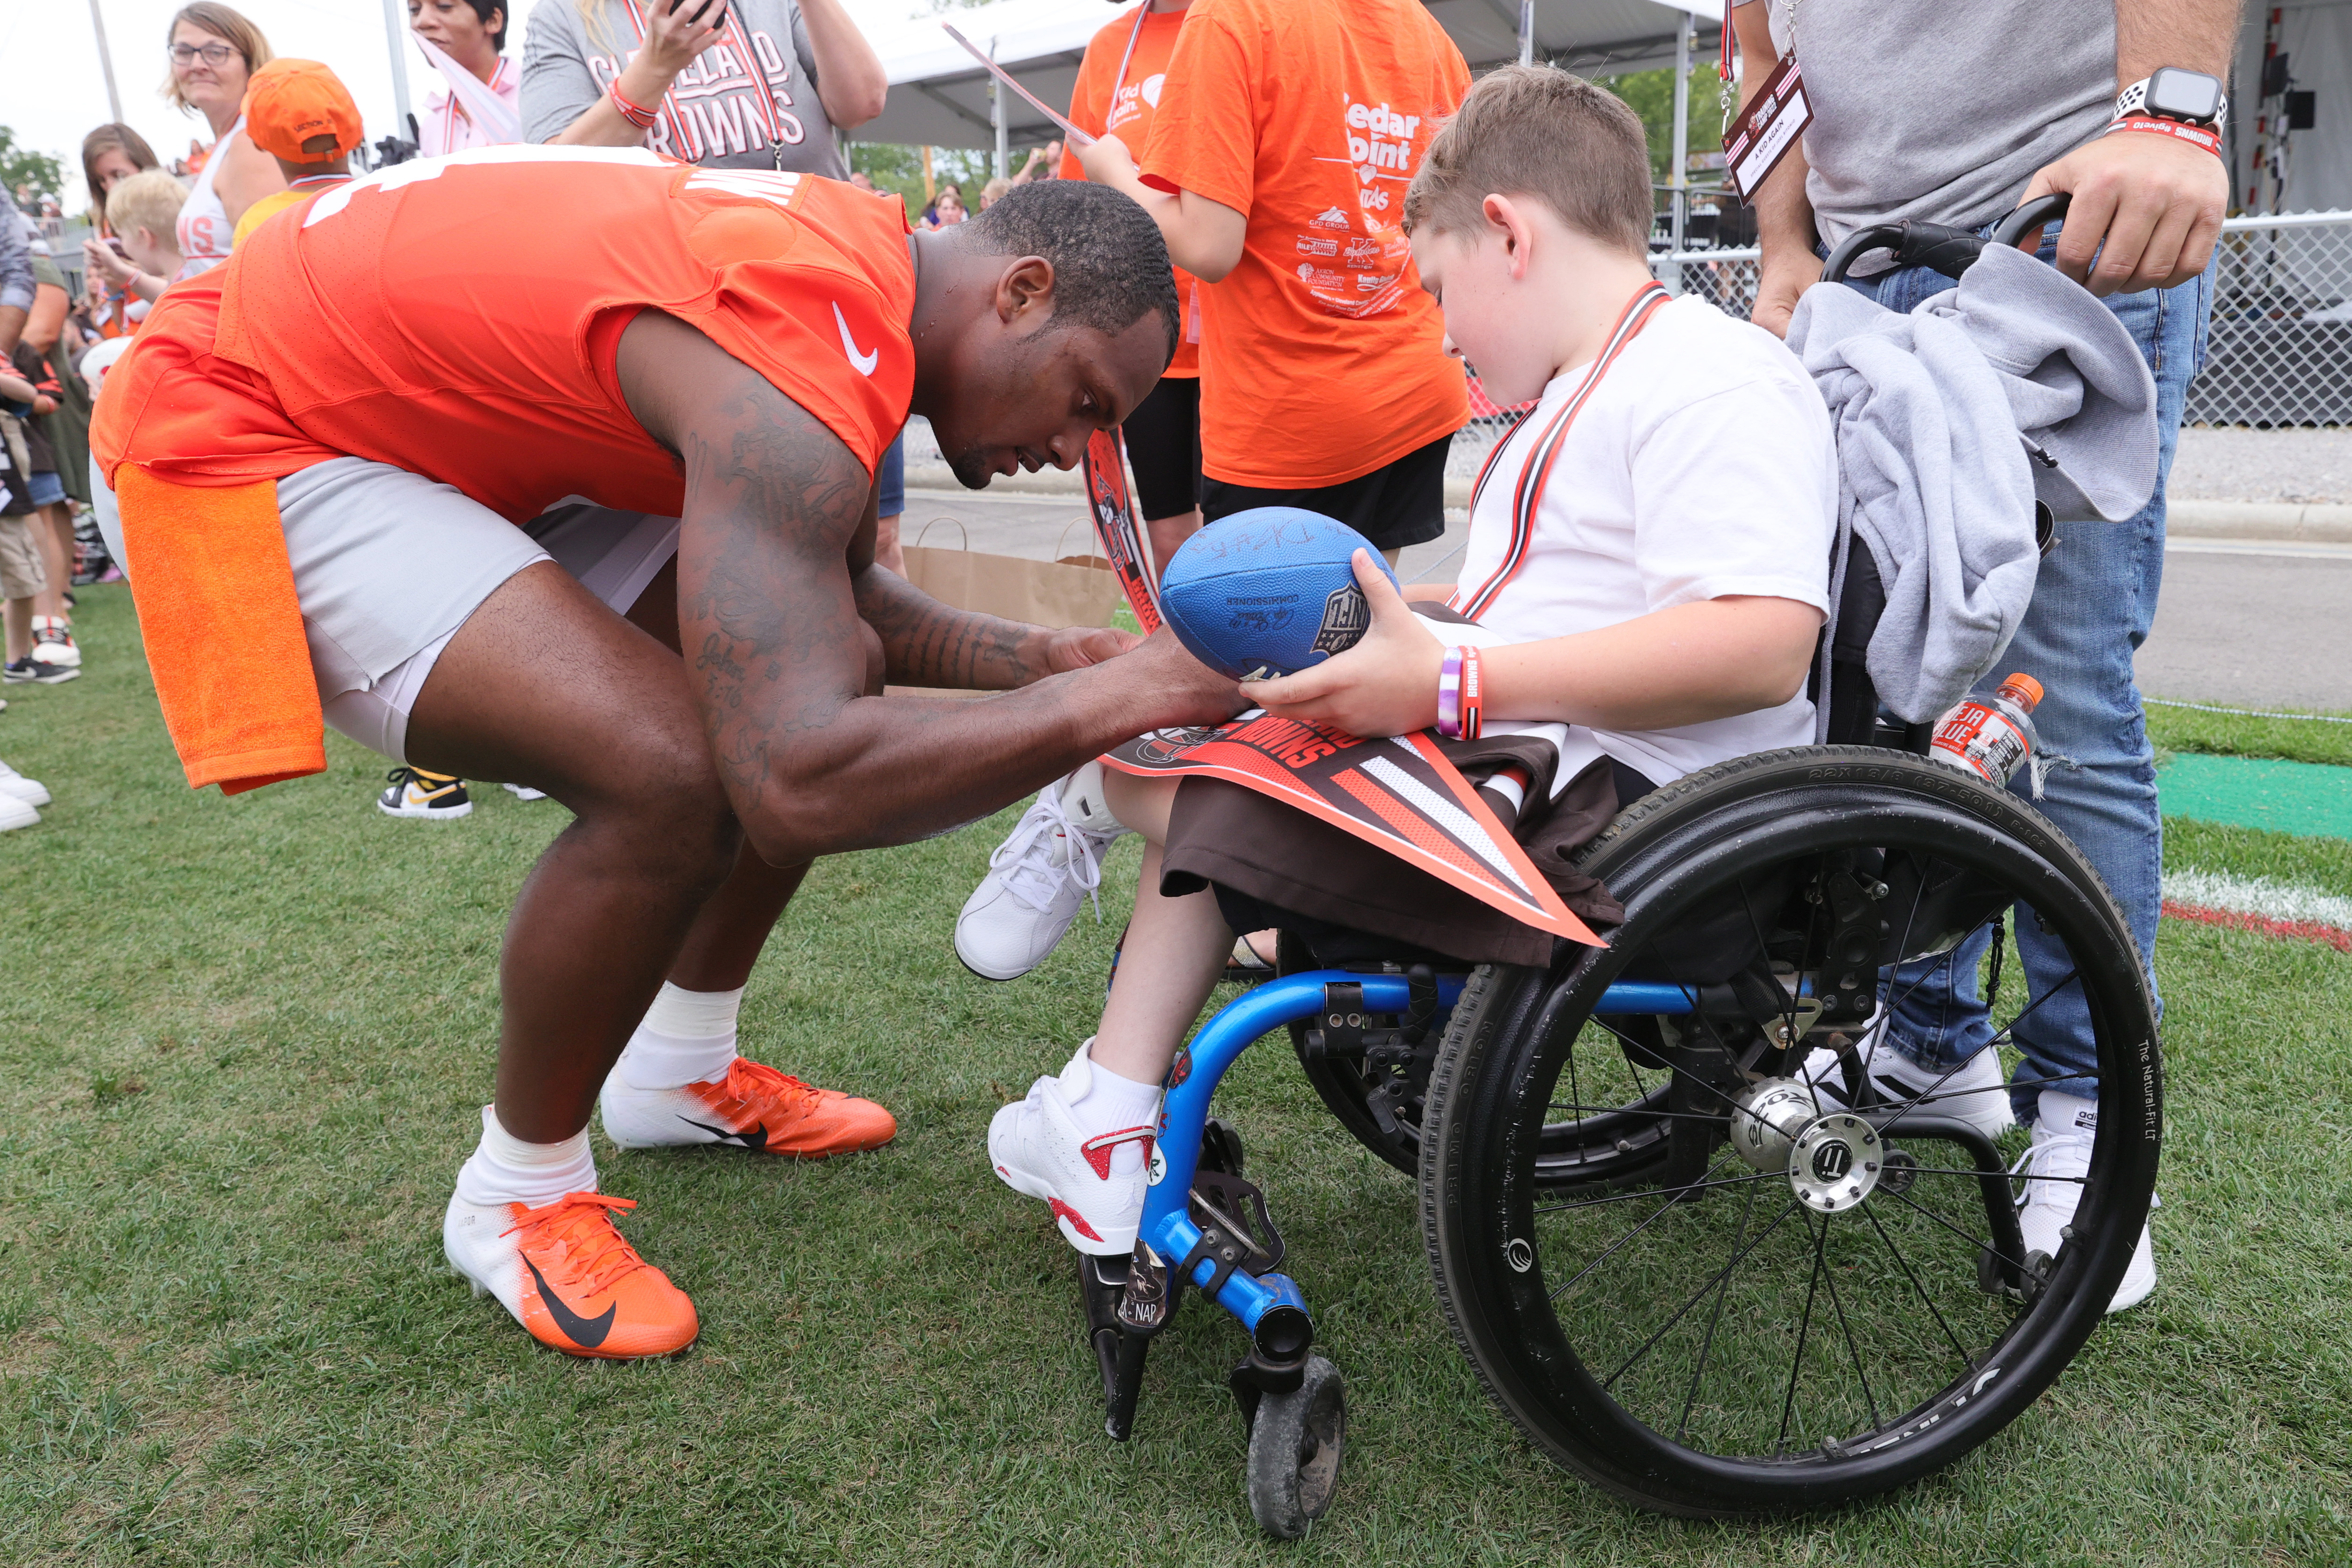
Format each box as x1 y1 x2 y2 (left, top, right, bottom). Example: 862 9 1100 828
2162 868 2352 950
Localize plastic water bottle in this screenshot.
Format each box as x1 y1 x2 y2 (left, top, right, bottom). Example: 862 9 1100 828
1931 673 2043 785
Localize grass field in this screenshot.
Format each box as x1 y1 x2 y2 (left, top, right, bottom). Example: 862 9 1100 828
3 586 2350 1565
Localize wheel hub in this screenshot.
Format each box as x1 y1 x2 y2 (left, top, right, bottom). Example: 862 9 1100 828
1788 1113 1884 1213
1728 1077 1821 1174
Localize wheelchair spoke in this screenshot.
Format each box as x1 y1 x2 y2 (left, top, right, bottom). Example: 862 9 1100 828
1816 1220 1883 1434
1863 1200 1977 1369
1548 1153 1743 1301
1775 1212 1832 1451
1544 1103 1731 1124
1879 1182 2029 1273
1874 968 2080 1140
1904 1165 2084 1183
1532 1167 1786 1216
1599 1194 1804 1391
1676 1179 1762 1445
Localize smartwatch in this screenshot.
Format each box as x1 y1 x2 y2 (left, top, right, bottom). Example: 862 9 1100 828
2115 67 2227 128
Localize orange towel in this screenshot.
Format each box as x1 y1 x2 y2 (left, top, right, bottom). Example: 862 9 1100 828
115 464 325 795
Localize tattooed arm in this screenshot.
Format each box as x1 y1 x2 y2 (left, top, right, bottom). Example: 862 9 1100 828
617 311 1238 863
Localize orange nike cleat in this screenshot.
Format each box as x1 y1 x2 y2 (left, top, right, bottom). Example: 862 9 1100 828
443 1190 698 1359
601 1057 897 1158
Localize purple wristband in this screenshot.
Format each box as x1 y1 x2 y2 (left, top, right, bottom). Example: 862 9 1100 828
1437 646 1466 739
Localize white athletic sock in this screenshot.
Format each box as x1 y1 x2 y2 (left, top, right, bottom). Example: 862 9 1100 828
453 1104 598 1209
1071 1038 1162 1175
615 983 745 1091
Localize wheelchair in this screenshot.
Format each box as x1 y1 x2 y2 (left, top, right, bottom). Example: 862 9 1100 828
1070 194 2161 1538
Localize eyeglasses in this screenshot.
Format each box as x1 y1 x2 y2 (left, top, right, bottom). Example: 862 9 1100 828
169 42 241 66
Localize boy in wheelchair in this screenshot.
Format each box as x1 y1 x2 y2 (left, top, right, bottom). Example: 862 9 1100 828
989 66 1845 1256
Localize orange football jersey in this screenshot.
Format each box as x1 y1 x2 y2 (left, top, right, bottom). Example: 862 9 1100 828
94 146 915 522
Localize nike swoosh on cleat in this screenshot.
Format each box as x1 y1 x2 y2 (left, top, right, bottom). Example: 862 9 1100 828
832 300 879 375
524 1257 617 1348
680 1115 769 1153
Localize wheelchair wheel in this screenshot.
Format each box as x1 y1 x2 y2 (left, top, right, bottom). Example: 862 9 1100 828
1246 1355 1346 1538
1286 933 1676 1187
1420 747 2161 1517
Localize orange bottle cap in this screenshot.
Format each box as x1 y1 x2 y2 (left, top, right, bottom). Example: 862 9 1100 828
1998 673 2044 711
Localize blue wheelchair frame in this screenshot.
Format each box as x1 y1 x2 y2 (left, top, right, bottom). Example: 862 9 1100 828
1117 969 1701 1404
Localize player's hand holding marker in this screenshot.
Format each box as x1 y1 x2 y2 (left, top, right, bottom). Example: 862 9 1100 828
1251 550 1445 739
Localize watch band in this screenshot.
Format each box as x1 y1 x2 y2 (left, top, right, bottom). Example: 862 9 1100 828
2114 74 2227 127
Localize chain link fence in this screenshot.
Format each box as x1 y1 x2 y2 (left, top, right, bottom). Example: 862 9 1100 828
1635 212 2352 427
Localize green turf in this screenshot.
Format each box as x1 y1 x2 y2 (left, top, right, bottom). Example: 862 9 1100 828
2156 754 2352 842
2164 819 2352 901
4 586 2351 1564
2143 699 2352 771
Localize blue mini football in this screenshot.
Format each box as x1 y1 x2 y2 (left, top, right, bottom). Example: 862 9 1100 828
1159 508 1398 681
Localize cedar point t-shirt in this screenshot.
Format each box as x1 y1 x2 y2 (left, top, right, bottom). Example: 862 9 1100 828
92 146 913 521
1140 0 1468 489
1060 4 1199 378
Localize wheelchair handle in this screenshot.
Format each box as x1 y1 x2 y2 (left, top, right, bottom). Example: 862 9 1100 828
1819 191 2072 286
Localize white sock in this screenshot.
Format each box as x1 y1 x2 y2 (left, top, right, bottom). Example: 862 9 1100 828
1069 1038 1162 1174
615 983 744 1090
454 1104 598 1209
1058 760 1127 837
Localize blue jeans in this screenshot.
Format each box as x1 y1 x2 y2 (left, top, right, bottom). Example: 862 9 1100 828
1839 238 2214 1119
878 432 906 519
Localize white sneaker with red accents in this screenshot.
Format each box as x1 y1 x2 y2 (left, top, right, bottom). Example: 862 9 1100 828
988 1038 1159 1256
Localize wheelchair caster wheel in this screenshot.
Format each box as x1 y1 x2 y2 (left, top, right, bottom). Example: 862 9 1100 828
1246 1355 1345 1539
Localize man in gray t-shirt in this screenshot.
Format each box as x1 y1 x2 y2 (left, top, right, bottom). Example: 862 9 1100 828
1735 0 2244 1319
521 0 886 176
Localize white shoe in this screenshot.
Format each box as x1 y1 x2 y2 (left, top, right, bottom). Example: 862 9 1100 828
0 758 49 807
988 1039 1156 1256
30 617 80 669
0 791 38 831
1798 1029 2017 1140
503 783 548 802
955 762 1128 981
2014 1091 2156 1314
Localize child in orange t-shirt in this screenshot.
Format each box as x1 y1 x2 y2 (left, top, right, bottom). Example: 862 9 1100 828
1077 0 1469 556
950 0 1473 991
1059 0 1204 572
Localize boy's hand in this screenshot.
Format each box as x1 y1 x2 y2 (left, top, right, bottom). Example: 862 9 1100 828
1252 551 1445 737
1075 133 1139 187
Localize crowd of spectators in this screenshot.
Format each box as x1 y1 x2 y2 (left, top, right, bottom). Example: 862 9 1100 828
0 0 926 831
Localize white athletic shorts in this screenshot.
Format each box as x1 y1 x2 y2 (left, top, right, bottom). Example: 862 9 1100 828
93 455 681 764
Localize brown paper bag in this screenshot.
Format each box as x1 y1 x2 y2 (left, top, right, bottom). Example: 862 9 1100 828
900 518 1122 629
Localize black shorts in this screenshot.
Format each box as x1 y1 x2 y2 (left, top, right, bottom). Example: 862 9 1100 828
1200 431 1451 554
1124 374 1201 522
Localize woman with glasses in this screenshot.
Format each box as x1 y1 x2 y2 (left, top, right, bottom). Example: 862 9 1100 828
161 2 286 276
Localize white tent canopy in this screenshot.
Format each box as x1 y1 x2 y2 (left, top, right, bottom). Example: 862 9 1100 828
855 0 1719 154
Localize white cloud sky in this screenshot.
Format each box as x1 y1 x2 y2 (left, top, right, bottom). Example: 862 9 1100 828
3 0 929 211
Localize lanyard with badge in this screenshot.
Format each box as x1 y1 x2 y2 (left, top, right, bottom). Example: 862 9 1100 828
1718 0 1812 204
620 0 793 169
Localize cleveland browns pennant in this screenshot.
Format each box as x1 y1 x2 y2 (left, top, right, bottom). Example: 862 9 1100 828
1083 427 1162 634
1100 712 1605 947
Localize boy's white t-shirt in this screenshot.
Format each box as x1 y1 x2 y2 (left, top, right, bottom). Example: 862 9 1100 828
1448 293 1837 790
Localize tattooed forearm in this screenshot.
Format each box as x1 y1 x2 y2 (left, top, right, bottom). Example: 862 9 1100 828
614 308 1229 865
853 566 1046 690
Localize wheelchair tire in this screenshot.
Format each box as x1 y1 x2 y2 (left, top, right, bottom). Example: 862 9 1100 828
1246 1356 1346 1538
1419 747 2161 1517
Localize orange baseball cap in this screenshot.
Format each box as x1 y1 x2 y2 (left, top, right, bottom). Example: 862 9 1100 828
243 59 363 164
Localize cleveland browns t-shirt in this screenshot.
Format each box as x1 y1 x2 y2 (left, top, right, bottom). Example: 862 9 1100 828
1140 0 1468 488
94 146 912 523
1060 4 1199 378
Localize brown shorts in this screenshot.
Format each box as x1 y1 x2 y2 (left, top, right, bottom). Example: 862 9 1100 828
1159 738 1650 969
0 513 46 600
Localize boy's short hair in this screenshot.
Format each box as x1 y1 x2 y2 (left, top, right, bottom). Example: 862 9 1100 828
107 169 188 245
1404 65 1654 257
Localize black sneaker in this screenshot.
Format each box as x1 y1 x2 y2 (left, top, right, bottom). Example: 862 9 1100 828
3 657 79 685
376 767 473 819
